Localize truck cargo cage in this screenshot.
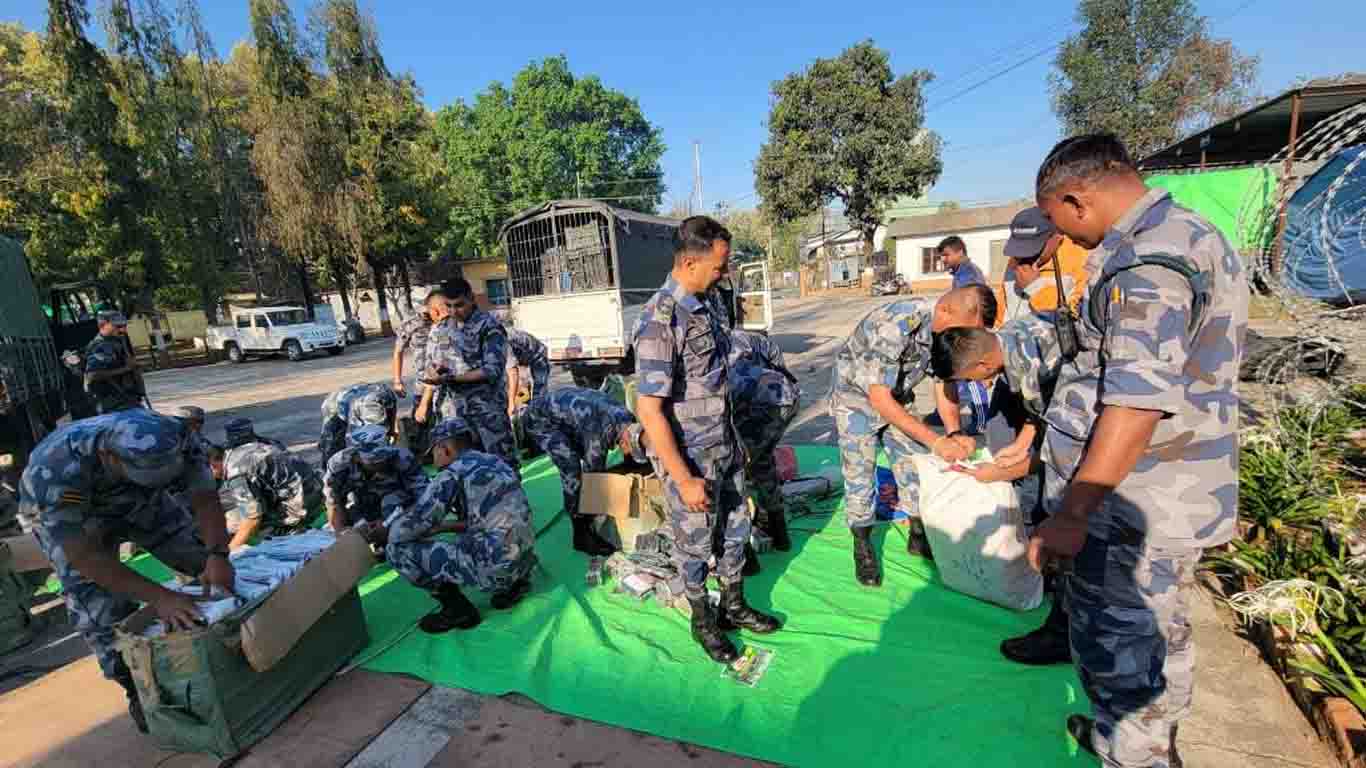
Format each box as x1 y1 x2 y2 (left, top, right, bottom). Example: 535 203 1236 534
505 202 627 300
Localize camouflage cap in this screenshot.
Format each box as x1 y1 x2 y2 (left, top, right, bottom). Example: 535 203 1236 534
223 417 256 448
97 310 128 326
105 410 188 487
353 393 390 426
347 424 388 450
174 405 205 422
428 418 471 449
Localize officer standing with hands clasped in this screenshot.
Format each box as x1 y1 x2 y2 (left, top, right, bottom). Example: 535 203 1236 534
634 216 781 664
83 310 146 414
1025 134 1247 768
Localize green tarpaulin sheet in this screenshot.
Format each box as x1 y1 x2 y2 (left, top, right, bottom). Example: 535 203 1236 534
1147 166 1277 249
115 446 1089 766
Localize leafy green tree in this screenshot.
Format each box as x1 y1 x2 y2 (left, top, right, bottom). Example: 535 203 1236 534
755 41 941 257
1049 0 1259 159
434 56 665 257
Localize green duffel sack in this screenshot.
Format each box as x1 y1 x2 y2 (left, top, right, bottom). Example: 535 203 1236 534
0 541 41 655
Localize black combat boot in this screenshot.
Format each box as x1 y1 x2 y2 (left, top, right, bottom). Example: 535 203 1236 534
419 583 481 633
571 513 616 556
906 518 934 560
1066 714 1096 757
1000 596 1070 665
113 670 148 734
852 526 882 587
717 581 782 634
491 575 532 610
687 594 739 664
742 542 761 576
766 507 792 552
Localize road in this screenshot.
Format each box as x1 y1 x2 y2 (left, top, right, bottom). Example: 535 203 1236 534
2 293 1338 768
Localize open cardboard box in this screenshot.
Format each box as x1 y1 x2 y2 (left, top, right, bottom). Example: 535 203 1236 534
580 464 665 553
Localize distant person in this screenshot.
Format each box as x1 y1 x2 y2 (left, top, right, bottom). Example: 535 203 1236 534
387 418 537 633
1002 207 1089 315
210 441 323 550
172 406 217 452
936 236 992 439
322 425 427 532
318 383 398 465
729 329 800 555
504 326 550 411
393 290 444 400
83 311 145 414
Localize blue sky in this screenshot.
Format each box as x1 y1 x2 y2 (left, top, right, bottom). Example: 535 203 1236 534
6 0 1361 213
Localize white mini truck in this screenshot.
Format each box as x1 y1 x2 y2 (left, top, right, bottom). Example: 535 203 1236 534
206 306 344 363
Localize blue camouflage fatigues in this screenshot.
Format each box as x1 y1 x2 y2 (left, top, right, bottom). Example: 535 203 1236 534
729 331 800 524
222 441 322 537
634 275 748 598
424 311 516 467
506 329 551 400
522 387 635 516
18 410 214 679
1049 189 1248 767
387 451 536 593
318 384 396 465
322 445 427 527
83 334 142 414
831 300 935 528
395 311 433 396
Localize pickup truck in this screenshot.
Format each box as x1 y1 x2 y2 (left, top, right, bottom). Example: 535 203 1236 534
205 306 343 363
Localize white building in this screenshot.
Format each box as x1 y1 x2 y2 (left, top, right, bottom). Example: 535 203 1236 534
886 201 1030 292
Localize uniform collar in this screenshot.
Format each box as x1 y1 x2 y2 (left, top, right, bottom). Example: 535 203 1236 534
1105 188 1172 245
663 275 706 314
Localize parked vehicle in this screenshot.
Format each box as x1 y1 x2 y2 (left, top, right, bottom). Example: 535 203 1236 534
499 199 773 388
869 274 910 296
206 306 343 363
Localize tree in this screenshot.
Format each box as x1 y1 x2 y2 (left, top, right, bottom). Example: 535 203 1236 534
1049 0 1260 159
755 41 941 257
434 56 665 258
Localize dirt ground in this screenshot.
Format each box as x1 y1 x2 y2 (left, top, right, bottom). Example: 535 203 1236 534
0 294 1339 767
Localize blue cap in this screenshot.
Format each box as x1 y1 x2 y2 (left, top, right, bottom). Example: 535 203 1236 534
1003 207 1058 261
223 417 255 448
347 424 388 450
429 418 471 446
107 411 188 487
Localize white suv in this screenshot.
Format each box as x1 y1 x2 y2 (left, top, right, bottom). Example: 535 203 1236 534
206 306 344 363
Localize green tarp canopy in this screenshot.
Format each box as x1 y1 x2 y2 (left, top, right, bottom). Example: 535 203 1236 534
1146 166 1277 249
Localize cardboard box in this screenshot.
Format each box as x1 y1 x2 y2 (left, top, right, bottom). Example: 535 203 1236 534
581 465 666 553
113 530 374 758
0 534 48 573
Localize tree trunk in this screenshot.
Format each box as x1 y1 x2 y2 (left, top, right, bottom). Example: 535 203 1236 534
200 283 219 326
399 259 413 311
371 258 393 336
328 254 354 321
297 259 316 320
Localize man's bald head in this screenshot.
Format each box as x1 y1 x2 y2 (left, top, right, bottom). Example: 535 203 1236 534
933 284 998 333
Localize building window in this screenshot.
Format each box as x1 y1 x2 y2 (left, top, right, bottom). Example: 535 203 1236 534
921 247 946 275
486 278 510 306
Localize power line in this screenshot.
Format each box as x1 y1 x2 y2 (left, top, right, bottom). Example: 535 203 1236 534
927 41 1060 113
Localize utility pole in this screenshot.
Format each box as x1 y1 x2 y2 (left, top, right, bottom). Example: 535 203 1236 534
692 141 704 216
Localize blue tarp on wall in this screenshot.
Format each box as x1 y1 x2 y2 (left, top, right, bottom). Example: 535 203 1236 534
1282 146 1366 305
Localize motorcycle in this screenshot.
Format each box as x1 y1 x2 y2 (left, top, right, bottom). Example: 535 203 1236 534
869 274 909 296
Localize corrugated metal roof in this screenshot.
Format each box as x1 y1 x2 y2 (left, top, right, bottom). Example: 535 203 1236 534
1138 75 1366 171
886 201 1030 239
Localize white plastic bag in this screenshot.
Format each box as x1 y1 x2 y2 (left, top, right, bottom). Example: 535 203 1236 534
912 455 1043 612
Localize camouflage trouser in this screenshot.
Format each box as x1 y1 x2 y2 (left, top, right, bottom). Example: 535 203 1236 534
436 393 518 469
318 417 347 467
527 424 597 516
832 394 926 529
736 403 798 526
387 527 536 594
1067 526 1200 768
654 445 750 599
33 496 207 680
528 359 550 400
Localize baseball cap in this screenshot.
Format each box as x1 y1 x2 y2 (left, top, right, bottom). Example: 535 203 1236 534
223 417 255 448
98 310 128 326
107 411 189 487
428 418 471 449
347 424 388 450
1003 207 1058 261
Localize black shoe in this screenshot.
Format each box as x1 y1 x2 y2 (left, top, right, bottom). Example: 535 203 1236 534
852 526 882 587
1067 715 1096 757
1169 725 1184 768
571 513 616 556
742 542 761 576
906 518 934 560
717 581 782 634
420 583 481 633
688 595 739 664
491 576 531 610
766 508 792 552
1000 598 1071 665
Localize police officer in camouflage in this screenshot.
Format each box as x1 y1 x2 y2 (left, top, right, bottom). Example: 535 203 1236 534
323 425 428 532
521 386 647 556
83 311 145 414
18 409 235 733
318 383 399 465
223 416 287 452
209 441 322 550
634 216 779 665
387 418 536 633
420 278 517 468
393 289 444 401
831 285 999 587
1026 135 1248 768
729 329 800 554
504 326 550 409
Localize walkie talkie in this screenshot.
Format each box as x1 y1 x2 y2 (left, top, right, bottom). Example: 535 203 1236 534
1039 241 1081 362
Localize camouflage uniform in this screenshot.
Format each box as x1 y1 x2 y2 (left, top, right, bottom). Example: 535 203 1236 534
318 383 396 465
634 275 747 599
17 410 214 680
729 330 800 525
222 441 322 538
322 444 427 527
224 417 287 452
1048 189 1248 767
522 387 636 516
425 312 516 467
506 329 551 400
395 310 433 394
830 299 935 528
83 333 142 414
387 450 536 593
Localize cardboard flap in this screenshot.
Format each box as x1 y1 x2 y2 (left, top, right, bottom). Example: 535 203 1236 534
240 530 374 673
1 534 49 573
580 471 642 520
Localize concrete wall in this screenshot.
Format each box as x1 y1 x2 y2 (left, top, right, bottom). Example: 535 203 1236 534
127 310 209 348
892 225 1012 289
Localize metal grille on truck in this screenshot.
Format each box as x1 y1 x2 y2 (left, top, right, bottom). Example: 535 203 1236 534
506 211 615 299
